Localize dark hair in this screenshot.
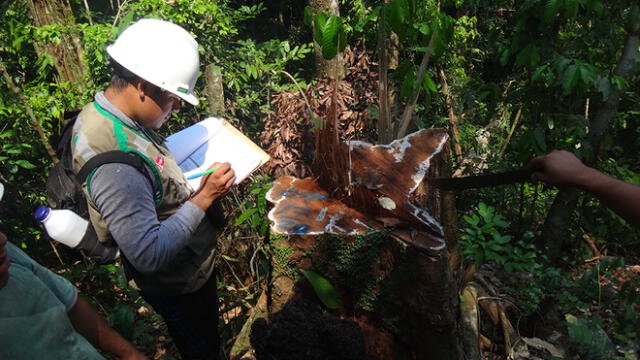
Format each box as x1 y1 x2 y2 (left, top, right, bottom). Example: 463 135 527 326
108 58 138 90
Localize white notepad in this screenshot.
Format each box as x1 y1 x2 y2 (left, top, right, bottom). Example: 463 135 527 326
166 117 270 190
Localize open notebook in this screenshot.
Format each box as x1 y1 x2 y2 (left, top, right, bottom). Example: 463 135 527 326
166 117 270 190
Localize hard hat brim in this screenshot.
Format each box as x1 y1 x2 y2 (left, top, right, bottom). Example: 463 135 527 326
175 91 199 106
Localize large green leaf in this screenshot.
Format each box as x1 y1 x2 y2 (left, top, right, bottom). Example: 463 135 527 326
314 12 328 45
595 76 611 100
561 64 579 95
543 0 559 25
386 0 407 36
300 269 342 309
400 68 419 100
577 64 595 87
423 73 437 93
566 314 617 360
338 25 347 53
235 208 257 226
303 6 313 27
108 304 135 341
14 160 36 169
563 0 580 18
320 16 342 60
516 44 540 68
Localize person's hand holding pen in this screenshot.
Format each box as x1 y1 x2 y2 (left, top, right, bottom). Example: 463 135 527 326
189 162 236 211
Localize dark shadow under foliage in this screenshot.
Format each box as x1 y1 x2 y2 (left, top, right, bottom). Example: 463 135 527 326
250 296 368 360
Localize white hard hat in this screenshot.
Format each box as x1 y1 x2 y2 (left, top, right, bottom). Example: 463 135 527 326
107 18 200 105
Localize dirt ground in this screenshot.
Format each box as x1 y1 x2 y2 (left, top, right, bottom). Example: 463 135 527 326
250 296 368 360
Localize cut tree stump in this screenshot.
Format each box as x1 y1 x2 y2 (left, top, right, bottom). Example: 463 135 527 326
232 136 463 359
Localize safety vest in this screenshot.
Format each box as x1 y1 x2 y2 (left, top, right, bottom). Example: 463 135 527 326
71 102 217 295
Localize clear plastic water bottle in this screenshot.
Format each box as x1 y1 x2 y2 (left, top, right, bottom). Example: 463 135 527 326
34 206 88 248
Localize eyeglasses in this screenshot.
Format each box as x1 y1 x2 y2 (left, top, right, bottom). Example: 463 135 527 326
146 81 182 104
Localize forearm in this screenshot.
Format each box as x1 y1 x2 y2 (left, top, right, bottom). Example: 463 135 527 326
68 296 143 358
582 169 640 228
92 164 205 273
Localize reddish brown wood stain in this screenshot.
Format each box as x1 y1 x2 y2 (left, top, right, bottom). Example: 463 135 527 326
267 128 449 254
267 176 381 235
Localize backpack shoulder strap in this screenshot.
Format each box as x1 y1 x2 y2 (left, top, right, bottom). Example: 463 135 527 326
78 150 154 187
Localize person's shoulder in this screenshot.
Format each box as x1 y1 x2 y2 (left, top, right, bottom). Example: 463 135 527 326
7 242 37 269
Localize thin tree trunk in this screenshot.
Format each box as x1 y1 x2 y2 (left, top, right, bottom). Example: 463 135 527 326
0 62 59 164
309 0 345 80
203 64 226 117
498 105 522 156
396 30 437 139
439 69 464 164
461 283 481 359
376 7 393 144
541 12 640 259
587 14 640 161
25 0 88 90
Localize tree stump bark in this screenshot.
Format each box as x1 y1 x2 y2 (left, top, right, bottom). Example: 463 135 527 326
236 142 463 359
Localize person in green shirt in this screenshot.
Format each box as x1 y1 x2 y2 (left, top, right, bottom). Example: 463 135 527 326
0 182 149 360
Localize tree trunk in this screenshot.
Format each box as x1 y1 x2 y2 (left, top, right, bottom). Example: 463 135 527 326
254 141 463 359
439 69 464 165
376 6 393 144
309 0 346 80
402 141 463 359
541 12 640 259
25 0 88 90
203 64 226 117
395 30 437 139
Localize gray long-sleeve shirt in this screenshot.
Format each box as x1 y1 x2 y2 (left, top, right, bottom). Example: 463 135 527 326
88 92 204 274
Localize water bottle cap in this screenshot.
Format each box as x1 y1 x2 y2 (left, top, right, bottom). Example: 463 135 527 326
34 206 51 222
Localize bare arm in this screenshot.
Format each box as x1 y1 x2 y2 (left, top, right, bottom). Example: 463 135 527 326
528 150 640 228
68 296 149 360
189 162 236 211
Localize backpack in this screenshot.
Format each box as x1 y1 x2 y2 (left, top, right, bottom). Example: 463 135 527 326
45 112 154 264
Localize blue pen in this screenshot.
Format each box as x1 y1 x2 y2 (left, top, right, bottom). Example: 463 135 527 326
186 167 220 180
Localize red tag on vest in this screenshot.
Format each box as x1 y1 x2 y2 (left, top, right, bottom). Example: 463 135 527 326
155 156 165 170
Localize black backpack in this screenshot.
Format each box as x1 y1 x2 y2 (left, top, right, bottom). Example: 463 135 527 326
45 112 153 264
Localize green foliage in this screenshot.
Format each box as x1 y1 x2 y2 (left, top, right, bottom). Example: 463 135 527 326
299 268 343 309
304 6 347 60
460 202 541 272
223 38 311 123
574 257 624 302
508 265 584 312
565 314 623 360
314 231 391 312
235 175 273 237
614 279 640 353
107 304 136 341
269 235 296 277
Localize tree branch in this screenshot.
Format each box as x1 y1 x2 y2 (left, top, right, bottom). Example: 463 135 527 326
0 62 59 164
376 7 393 143
396 29 437 139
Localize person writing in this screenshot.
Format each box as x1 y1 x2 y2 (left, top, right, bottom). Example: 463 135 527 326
528 150 640 228
0 183 149 360
70 19 235 359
